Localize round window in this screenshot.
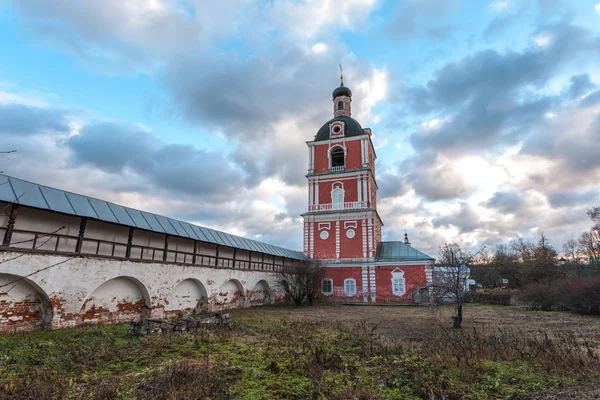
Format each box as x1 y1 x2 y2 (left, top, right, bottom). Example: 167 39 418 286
346 229 355 239
320 231 329 240
332 125 341 133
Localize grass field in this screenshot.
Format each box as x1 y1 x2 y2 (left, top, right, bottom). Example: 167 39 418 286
1 304 599 399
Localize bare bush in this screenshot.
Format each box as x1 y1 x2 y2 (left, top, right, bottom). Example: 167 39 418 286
276 261 323 306
519 277 600 315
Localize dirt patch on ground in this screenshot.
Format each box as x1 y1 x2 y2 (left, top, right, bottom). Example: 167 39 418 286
231 303 600 346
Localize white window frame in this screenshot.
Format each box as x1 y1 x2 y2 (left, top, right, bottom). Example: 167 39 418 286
391 269 406 296
332 187 344 209
344 278 356 296
322 278 333 295
328 145 346 168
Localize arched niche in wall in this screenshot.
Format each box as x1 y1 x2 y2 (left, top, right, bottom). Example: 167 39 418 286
79 276 151 324
165 278 208 316
249 280 272 306
215 279 245 310
0 273 52 332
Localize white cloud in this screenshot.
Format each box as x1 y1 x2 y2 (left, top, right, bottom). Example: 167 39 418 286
596 3 600 14
489 1 509 12
354 68 387 123
533 32 552 48
311 42 329 54
269 0 377 39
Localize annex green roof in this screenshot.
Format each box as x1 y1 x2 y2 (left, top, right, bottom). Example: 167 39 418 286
376 241 434 262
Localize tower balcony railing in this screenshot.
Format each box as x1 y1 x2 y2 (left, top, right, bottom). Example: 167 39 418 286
309 201 368 211
330 165 345 173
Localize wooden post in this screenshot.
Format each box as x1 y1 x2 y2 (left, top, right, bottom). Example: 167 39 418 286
2 203 19 246
215 244 220 267
249 251 252 269
125 227 134 258
261 253 265 271
232 248 237 269
163 234 169 262
75 217 87 253
192 240 198 265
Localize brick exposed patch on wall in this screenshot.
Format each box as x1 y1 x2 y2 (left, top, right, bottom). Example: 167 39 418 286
0 251 286 333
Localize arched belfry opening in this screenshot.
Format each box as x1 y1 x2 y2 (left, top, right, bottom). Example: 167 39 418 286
337 100 344 110
330 146 345 171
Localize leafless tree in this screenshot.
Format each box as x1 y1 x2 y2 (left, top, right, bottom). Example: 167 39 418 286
433 243 481 329
276 261 322 306
578 207 600 272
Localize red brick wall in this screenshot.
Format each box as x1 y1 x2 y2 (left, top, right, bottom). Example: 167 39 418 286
317 177 359 204
321 266 363 302
344 140 362 170
313 140 364 174
375 265 427 304
319 265 429 304
314 144 329 173
339 220 363 259
313 222 336 259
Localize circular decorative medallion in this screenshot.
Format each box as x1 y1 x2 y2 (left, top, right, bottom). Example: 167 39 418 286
320 230 329 240
346 229 356 239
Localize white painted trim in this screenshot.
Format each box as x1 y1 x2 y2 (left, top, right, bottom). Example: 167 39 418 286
369 265 376 302
362 218 367 259
306 133 368 146
361 265 369 303
309 222 315 259
315 180 319 205
344 278 356 295
321 278 333 295
344 221 357 229
362 178 368 206
357 178 362 203
335 220 340 259
391 268 406 296
318 222 331 231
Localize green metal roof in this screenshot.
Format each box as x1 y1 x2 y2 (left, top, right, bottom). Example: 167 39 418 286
376 241 434 262
0 174 306 260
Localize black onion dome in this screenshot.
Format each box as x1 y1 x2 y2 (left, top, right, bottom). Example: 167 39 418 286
314 115 364 141
332 84 352 99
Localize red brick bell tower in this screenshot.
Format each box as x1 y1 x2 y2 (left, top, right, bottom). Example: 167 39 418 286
302 74 383 291
302 74 435 304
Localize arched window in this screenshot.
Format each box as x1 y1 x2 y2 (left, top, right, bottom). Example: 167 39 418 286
337 100 344 110
330 146 345 170
344 278 356 295
332 187 344 209
391 268 406 296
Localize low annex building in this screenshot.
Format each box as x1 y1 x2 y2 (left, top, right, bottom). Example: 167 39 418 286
303 77 435 303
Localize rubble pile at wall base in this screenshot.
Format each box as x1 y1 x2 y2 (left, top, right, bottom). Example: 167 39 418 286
128 313 232 336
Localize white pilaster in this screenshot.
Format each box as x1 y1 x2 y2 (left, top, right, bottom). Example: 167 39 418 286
362 218 367 259
369 265 376 303
361 264 368 303
335 220 340 259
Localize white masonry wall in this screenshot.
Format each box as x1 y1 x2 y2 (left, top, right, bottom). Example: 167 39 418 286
0 251 286 332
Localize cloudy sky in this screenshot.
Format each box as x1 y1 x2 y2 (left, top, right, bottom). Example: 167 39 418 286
1 0 599 255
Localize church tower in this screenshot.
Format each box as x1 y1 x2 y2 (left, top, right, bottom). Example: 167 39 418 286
302 74 434 304
303 76 382 262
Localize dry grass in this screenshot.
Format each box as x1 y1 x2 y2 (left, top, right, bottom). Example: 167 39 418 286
230 303 600 346
2 304 599 399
